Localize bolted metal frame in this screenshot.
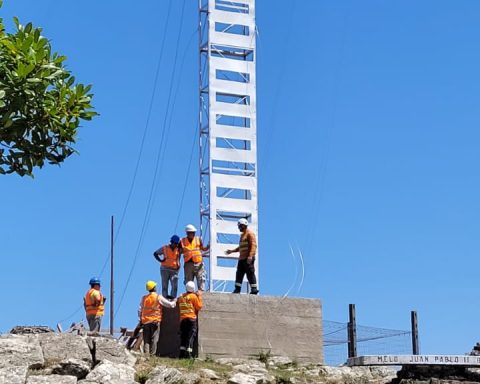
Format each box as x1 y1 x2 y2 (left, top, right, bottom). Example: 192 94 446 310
199 0 258 292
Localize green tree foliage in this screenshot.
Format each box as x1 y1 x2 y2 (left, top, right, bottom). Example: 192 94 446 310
0 0 97 176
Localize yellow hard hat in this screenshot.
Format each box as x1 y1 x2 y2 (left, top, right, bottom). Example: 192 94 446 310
146 280 157 291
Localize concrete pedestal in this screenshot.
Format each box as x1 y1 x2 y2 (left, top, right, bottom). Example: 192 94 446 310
157 305 181 357
157 293 323 362
198 293 323 363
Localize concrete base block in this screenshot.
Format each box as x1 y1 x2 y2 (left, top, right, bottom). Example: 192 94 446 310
157 306 198 358
198 293 323 363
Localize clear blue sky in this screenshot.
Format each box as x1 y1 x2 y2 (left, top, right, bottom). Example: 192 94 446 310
2 0 480 358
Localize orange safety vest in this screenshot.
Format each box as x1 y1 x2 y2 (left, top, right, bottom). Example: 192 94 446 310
84 288 104 316
178 292 202 321
239 231 250 254
181 237 203 263
140 292 162 324
161 245 180 269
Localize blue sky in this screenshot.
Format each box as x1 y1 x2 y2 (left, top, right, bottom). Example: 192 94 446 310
2 0 480 359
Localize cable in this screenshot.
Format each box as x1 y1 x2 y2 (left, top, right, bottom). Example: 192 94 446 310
304 1 351 251
282 242 298 298
174 123 198 233
115 0 187 315
93 0 175 282
57 305 84 326
156 28 199 234
114 0 174 242
55 1 175 328
260 0 296 172
139 27 198 243
295 244 305 295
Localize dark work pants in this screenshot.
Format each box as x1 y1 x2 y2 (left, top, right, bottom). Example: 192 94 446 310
179 318 197 358
86 315 102 332
142 322 160 355
235 258 257 289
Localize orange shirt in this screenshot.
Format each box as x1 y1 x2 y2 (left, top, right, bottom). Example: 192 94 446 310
161 245 180 269
178 292 203 320
84 288 104 316
140 292 162 324
181 237 203 263
237 230 257 260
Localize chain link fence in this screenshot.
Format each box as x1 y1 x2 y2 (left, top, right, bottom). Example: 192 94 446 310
324 320 412 366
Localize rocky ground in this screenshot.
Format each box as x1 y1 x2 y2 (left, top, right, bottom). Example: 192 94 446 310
1 331 479 384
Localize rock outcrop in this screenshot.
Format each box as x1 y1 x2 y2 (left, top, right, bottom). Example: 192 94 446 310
83 360 136 383
39 333 93 364
0 331 137 384
4 330 480 384
0 334 44 369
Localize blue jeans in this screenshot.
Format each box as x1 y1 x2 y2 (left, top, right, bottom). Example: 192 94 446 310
161 268 179 298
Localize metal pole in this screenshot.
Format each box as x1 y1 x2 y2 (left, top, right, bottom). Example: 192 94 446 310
411 310 419 355
110 215 114 336
348 304 357 358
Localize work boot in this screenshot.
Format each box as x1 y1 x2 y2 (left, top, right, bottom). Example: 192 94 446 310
250 288 259 295
232 287 241 294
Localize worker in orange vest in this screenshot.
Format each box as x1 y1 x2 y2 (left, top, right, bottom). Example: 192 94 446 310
153 235 181 298
83 277 106 333
177 281 203 358
225 218 259 294
180 225 209 291
138 280 176 355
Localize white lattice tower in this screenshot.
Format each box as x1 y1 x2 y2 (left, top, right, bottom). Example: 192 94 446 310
199 0 258 292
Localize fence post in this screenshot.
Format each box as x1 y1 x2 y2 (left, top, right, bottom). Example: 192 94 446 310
411 310 419 355
348 304 357 358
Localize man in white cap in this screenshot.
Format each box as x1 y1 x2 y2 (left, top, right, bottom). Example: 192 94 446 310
225 218 259 294
180 224 209 291
177 281 203 358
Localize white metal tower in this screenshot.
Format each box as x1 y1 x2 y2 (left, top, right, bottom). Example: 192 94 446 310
199 0 258 292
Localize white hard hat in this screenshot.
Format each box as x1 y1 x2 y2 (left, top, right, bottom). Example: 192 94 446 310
185 224 197 232
238 218 248 226
186 281 195 292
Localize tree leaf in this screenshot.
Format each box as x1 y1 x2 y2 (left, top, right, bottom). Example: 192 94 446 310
0 14 97 177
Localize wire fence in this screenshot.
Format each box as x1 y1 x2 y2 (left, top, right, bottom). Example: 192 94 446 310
324 320 412 366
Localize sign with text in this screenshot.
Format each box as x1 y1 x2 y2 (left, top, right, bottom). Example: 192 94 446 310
348 355 480 366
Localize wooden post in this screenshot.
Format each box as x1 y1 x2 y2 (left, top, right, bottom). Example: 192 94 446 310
110 216 114 336
348 304 357 358
411 310 419 355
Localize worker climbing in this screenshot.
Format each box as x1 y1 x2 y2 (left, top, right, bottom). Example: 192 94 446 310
83 277 106 332
177 281 203 358
180 224 209 291
153 235 181 298
225 218 259 294
138 280 176 355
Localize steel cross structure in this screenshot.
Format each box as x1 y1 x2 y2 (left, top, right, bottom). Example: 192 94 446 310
199 0 258 292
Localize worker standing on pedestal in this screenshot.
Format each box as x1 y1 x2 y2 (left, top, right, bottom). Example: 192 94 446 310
84 277 106 333
153 235 181 299
178 281 203 358
225 218 259 294
138 280 176 355
180 225 209 291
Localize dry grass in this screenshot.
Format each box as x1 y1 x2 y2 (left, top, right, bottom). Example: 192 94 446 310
134 356 233 383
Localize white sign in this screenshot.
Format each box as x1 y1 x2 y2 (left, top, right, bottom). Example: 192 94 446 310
348 355 480 366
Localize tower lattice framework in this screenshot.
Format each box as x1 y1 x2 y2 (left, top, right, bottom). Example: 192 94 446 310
199 0 258 292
